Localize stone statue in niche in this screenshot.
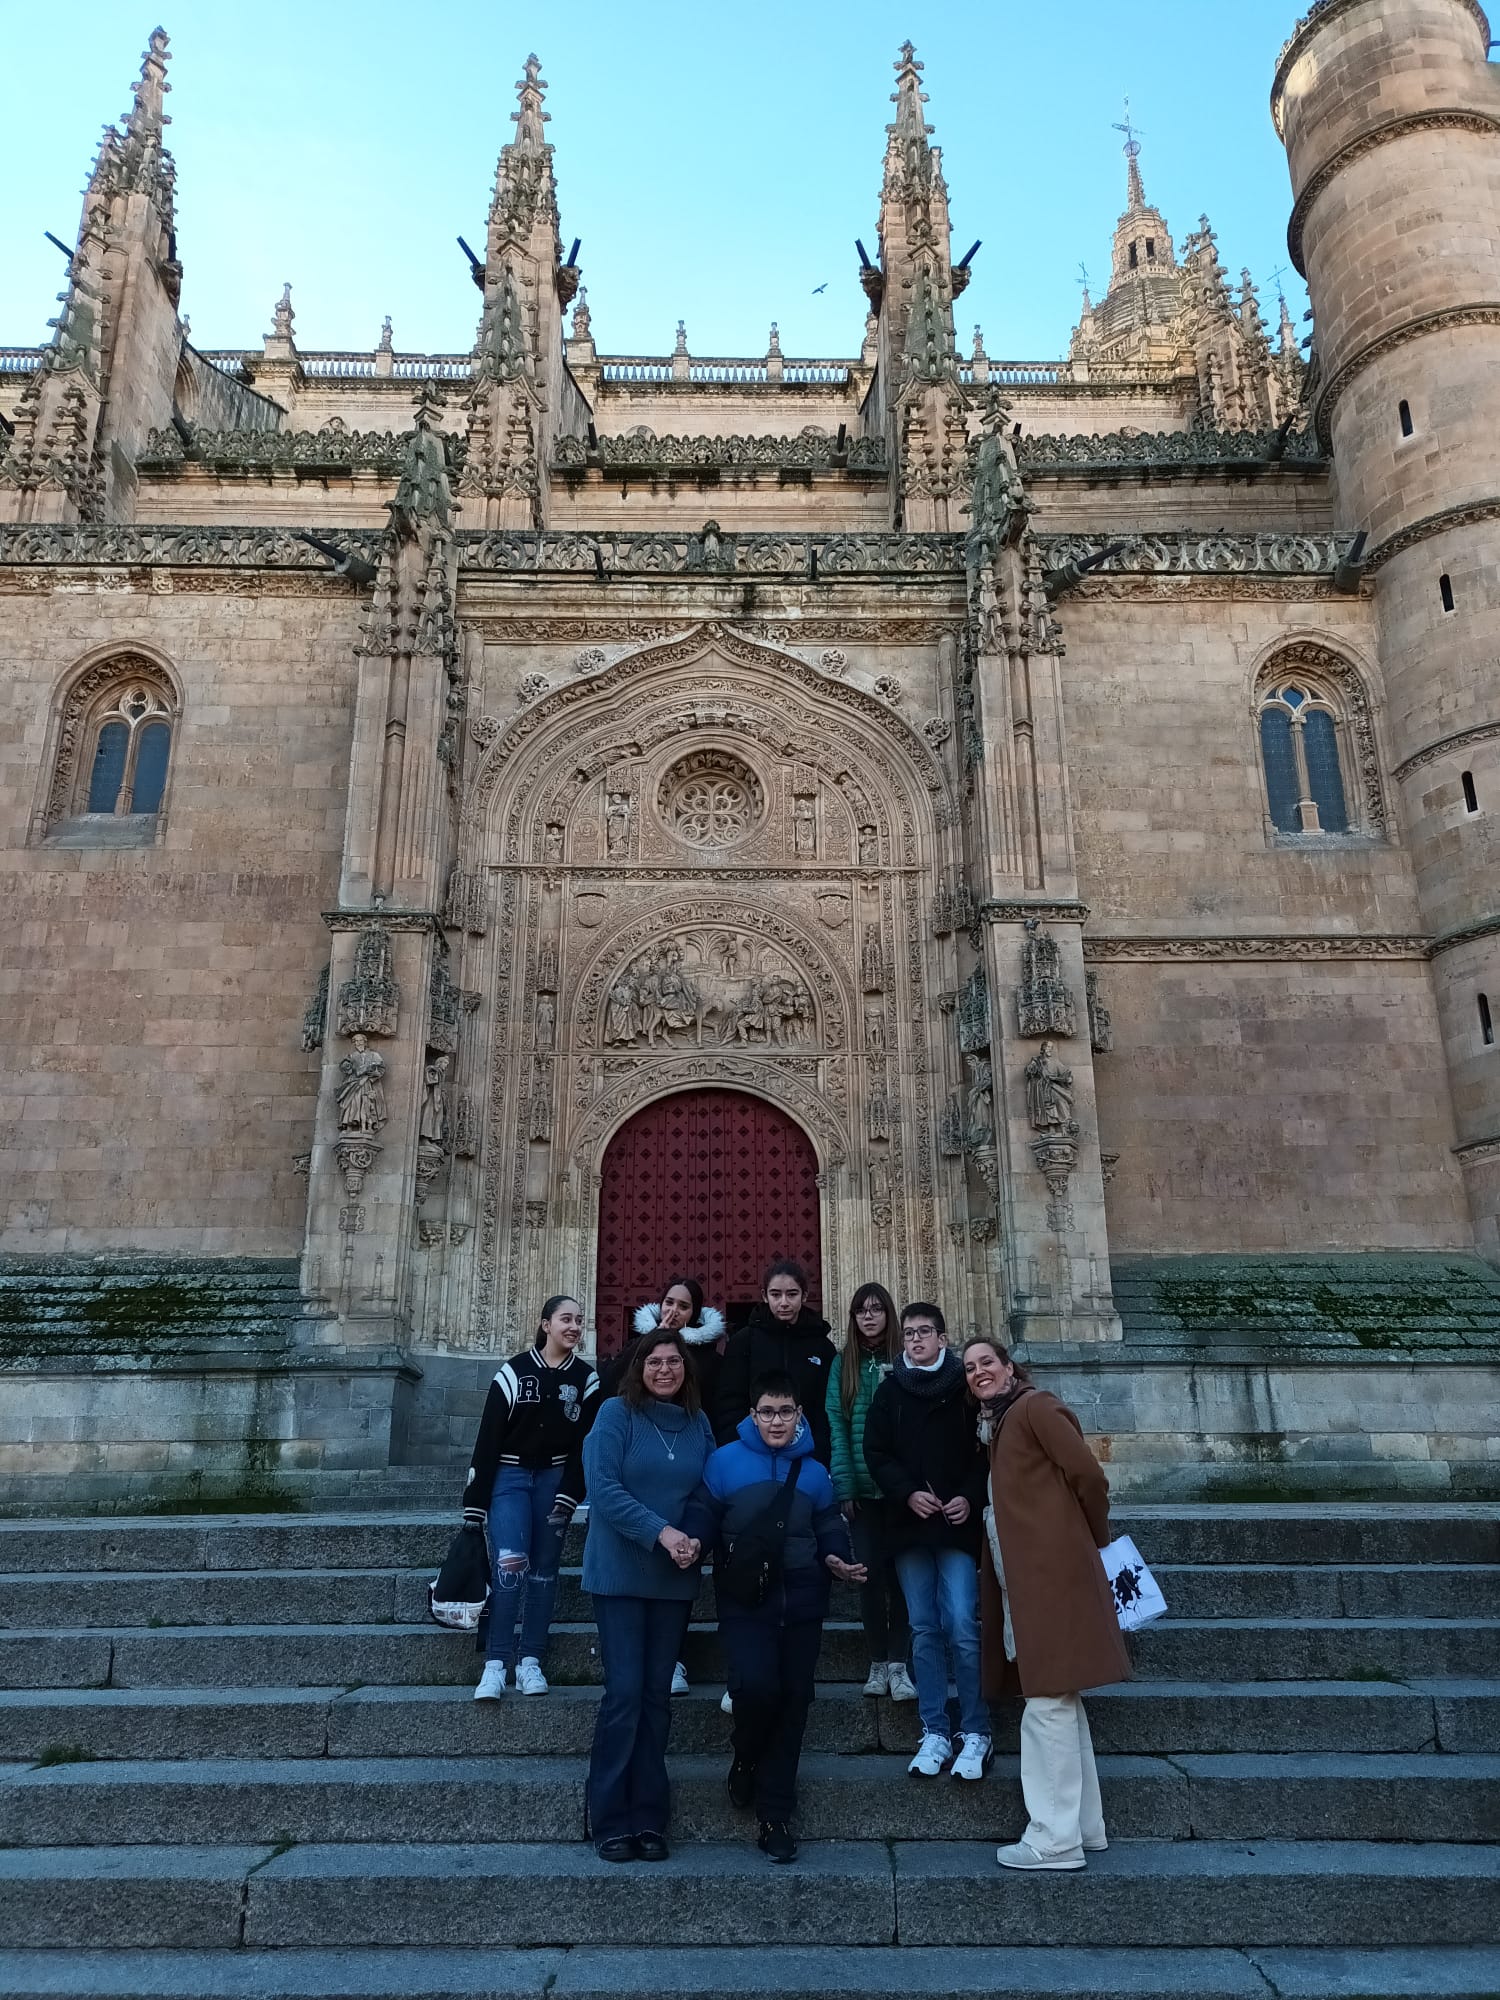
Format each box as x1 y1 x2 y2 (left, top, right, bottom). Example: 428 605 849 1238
605 791 633 858
868 1157 894 1229
863 1000 886 1053
940 1092 965 1157
534 992 556 1049
857 823 879 868
1025 1041 1077 1134
793 794 817 858
336 1034 387 1136
861 923 884 994
601 930 813 1050
958 968 990 1054
965 1051 995 1152
414 1055 451 1209
1017 920 1076 1039
427 949 462 1057
544 822 564 863
537 938 559 994
336 926 399 1038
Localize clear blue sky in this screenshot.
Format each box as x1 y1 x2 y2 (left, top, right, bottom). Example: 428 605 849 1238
4 2 1311 362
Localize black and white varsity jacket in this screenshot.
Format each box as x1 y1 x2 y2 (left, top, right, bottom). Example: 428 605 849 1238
461 1346 602 1522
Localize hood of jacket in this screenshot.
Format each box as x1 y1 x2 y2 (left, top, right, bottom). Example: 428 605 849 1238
733 1410 816 1462
745 1302 833 1346
891 1348 965 1400
633 1301 727 1347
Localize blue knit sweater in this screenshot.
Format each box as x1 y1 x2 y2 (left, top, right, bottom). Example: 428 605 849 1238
581 1395 715 1601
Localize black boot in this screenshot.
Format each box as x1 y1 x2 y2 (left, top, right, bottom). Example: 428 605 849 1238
757 1819 798 1864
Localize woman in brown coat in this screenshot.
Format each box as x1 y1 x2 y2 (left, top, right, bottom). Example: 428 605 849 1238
963 1338 1130 1873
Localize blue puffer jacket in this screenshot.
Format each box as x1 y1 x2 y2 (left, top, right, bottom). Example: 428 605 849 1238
685 1415 851 1622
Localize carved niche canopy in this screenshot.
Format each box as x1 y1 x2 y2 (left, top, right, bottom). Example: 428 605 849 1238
656 749 765 851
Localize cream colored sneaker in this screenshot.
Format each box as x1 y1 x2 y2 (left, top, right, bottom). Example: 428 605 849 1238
887 1663 918 1702
474 1661 507 1701
862 1661 890 1698
996 1840 1085 1871
515 1657 548 1696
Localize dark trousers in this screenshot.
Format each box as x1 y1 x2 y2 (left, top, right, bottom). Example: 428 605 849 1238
722 1607 824 1822
850 1499 910 1662
587 1593 692 1842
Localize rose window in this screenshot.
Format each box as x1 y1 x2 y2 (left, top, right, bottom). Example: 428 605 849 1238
658 752 764 850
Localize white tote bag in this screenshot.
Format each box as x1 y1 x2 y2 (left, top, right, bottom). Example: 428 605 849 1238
1101 1534 1168 1631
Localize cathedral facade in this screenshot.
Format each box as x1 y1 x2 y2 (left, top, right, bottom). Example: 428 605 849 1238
3 3 1499 1504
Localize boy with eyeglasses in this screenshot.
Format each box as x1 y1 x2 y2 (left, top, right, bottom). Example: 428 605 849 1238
685 1371 866 1863
863 1302 992 1781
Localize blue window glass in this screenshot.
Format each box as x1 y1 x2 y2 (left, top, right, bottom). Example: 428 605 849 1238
1302 709 1349 833
1259 708 1301 833
87 720 129 813
131 722 171 813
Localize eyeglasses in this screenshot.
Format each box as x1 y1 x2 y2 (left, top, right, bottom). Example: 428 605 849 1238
902 1325 938 1341
753 1405 798 1421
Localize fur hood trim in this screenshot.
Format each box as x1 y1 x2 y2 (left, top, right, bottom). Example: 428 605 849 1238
633 1301 726 1346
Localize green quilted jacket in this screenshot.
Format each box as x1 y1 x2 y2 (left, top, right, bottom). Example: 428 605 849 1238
825 1348 893 1502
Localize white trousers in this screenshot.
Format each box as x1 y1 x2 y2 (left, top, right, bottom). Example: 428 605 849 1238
1019 1692 1105 1861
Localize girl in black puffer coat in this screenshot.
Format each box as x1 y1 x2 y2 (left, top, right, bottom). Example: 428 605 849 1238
713 1258 837 1465
602 1275 727 1413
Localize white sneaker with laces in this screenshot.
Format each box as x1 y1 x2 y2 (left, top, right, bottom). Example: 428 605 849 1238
474 1661 507 1701
515 1657 548 1696
862 1661 890 1698
951 1733 992 1781
996 1839 1085 1872
887 1663 918 1703
908 1731 952 1777
720 1689 734 1715
671 1661 690 1697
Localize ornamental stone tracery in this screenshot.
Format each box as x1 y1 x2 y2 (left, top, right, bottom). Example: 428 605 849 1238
656 750 765 850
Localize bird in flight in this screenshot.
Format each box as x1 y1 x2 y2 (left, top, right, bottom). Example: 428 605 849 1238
812 283 828 294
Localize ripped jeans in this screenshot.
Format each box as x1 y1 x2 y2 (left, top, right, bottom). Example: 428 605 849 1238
484 1463 566 1668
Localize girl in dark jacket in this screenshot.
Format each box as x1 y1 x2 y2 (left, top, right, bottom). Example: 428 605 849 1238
825 1282 915 1701
714 1259 837 1464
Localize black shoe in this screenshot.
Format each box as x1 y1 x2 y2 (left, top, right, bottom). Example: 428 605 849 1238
727 1756 756 1810
634 1831 669 1861
758 1819 798 1864
596 1835 639 1863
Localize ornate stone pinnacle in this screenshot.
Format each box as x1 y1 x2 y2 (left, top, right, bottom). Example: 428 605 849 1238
272 282 294 340
673 319 688 356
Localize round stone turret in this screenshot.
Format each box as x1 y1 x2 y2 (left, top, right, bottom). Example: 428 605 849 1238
1275 0 1500 1253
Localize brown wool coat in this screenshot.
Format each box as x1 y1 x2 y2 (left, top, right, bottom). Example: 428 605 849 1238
979 1387 1132 1701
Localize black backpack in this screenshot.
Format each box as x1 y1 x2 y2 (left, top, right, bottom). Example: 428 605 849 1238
715 1456 803 1611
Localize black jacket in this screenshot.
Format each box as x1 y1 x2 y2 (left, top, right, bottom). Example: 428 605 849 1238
862 1351 986 1554
601 1303 727 1414
713 1304 837 1464
460 1346 601 1522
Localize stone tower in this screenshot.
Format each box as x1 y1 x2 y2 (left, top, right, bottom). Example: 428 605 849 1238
1274 0 1500 1257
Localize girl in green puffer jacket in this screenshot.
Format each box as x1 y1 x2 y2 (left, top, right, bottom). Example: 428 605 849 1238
825 1282 916 1701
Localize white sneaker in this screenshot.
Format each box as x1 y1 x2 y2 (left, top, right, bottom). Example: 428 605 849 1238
951 1733 992 1781
671 1661 690 1697
720 1689 734 1715
862 1661 890 1698
474 1661 507 1701
908 1731 952 1777
887 1663 918 1703
996 1839 1085 1872
515 1657 548 1696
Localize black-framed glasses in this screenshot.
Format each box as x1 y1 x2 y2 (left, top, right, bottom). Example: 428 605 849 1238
902 1324 938 1341
753 1405 798 1421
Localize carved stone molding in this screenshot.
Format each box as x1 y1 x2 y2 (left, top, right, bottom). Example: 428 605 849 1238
1016 921 1077 1039
567 1055 851 1170
1429 912 1500 959
332 1135 381 1199
300 966 329 1053
336 927 400 1038
1031 1134 1079 1233
1019 428 1325 473
1287 110 1500 274
552 430 886 474
1037 531 1357 579
981 899 1089 927
1453 1135 1500 1166
1272 1 1491 126
1085 971 1114 1056
459 529 964 579
1364 496 1500 576
0 524 385 570
1316 308 1500 449
1393 719 1500 782
324 910 443 935
1081 933 1430 962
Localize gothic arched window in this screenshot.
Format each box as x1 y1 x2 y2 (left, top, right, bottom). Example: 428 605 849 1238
41 654 179 842
1253 645 1383 841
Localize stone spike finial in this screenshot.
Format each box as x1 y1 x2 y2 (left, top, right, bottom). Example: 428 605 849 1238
378 315 394 354
512 52 550 140
891 40 928 124
673 319 689 356
1277 287 1299 355
272 282 295 340
125 28 172 139
1114 100 1145 211
569 286 591 339
767 321 782 357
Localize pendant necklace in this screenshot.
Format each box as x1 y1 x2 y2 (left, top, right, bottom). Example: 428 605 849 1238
645 1419 678 1461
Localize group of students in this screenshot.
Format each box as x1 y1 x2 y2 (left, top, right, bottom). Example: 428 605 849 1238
459 1257 1129 1872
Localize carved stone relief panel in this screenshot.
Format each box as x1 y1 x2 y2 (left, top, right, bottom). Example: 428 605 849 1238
596 927 816 1052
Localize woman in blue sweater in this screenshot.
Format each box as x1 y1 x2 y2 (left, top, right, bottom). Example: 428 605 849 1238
686 1369 865 1864
581 1325 714 1862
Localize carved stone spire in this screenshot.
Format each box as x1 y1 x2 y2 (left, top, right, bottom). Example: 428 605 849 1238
488 53 560 259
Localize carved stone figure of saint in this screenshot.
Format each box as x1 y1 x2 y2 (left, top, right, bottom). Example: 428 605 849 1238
534 992 556 1050
419 1055 451 1149
857 824 878 868
1025 1040 1075 1134
336 1034 387 1136
793 795 816 858
966 1052 995 1151
605 792 632 858
544 823 564 863
604 976 638 1046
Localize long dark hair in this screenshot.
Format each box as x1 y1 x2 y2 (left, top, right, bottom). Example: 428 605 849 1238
659 1274 705 1326
960 1335 1031 1396
840 1282 900 1415
619 1327 702 1415
762 1256 810 1296
536 1295 580 1347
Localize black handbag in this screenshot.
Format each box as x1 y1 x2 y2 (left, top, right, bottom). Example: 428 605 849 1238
715 1456 803 1611
428 1518 492 1631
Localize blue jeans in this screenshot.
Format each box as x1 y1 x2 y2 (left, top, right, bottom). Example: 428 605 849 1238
485 1464 565 1668
587 1593 692 1842
894 1543 991 1741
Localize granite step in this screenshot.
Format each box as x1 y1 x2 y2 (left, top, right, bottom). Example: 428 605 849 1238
1 1503 1494 1574
1 1840 1496 1951
1 1680 1492 1763
3 1945 1500 2000
6 1615 1497 1692
4 1751 1497 1847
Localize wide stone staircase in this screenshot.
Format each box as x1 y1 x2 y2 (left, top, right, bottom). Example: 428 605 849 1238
0 1502 1497 1999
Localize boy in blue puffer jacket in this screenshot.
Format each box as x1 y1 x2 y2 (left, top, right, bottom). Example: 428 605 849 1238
685 1371 866 1864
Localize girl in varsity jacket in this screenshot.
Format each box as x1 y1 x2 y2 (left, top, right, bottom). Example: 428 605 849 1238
464 1294 601 1700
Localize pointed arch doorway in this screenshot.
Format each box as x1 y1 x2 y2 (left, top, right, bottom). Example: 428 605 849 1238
593 1089 822 1357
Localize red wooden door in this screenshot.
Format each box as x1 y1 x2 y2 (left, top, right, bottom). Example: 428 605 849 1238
594 1089 822 1355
